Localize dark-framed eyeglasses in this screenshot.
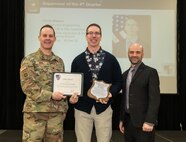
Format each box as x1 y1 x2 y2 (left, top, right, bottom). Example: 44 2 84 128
86 32 101 36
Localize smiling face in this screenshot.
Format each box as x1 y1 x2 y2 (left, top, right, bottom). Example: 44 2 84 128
86 25 102 50
39 26 56 51
128 43 144 65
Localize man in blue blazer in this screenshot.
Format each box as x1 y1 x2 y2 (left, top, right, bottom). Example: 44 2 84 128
119 43 160 142
71 23 123 142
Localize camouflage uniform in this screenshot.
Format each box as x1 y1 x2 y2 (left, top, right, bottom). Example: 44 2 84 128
20 49 68 142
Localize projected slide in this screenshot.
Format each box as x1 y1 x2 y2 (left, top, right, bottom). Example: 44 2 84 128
25 0 177 94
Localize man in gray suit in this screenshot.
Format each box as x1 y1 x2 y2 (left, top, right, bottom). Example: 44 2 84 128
119 43 160 142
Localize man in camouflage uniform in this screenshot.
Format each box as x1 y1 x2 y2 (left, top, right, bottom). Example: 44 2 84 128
20 24 78 142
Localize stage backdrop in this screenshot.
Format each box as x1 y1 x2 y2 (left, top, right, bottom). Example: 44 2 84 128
24 0 177 94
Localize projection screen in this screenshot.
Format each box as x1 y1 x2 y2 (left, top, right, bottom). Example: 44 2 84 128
24 0 177 94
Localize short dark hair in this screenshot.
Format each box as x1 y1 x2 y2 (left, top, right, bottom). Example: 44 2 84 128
39 24 55 36
86 23 102 35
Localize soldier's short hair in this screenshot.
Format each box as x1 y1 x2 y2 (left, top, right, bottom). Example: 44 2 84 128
39 24 56 36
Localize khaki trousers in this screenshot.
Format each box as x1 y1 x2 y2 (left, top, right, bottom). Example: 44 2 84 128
75 106 113 142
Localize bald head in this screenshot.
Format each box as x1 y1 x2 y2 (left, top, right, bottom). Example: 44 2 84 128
128 43 143 52
128 43 144 65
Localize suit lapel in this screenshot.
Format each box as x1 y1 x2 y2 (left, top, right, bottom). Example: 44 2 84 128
131 63 145 82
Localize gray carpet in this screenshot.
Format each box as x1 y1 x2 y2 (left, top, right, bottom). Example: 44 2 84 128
0 130 186 142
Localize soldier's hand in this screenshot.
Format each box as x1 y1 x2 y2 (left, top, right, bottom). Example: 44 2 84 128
52 92 66 101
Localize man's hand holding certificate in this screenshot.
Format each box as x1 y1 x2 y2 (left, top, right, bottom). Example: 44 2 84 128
88 80 112 104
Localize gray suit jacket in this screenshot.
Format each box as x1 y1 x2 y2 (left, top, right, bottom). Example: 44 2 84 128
120 62 160 127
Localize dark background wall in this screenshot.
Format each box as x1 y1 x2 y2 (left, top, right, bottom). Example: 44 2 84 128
0 0 186 130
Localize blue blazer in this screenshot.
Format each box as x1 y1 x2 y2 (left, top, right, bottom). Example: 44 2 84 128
71 50 123 114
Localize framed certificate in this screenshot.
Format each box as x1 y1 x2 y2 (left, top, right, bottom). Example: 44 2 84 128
52 72 83 96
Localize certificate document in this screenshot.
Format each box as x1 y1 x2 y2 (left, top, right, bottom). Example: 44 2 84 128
53 72 83 96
